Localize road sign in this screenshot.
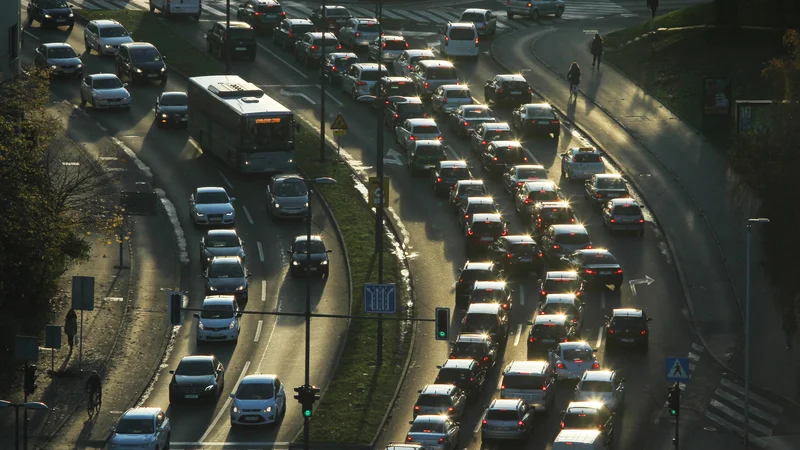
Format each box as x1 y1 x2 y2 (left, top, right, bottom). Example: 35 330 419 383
15 335 39 362
368 176 390 206
364 283 397 314
665 357 690 382
330 113 348 131
333 129 347 136
71 276 95 311
45 325 61 350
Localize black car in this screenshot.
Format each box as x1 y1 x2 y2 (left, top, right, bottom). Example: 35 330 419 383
501 164 548 195
272 18 316 51
323 52 358 85
584 173 630 206
484 74 532 106
287 235 332 277
562 249 623 290
384 97 426 129
309 5 352 33
115 42 167 84
458 197 499 228
432 161 473 196
488 235 543 276
435 359 487 402
560 402 616 443
605 308 651 351
207 21 257 61
464 213 507 255
154 91 188 127
527 314 577 358
469 281 513 311
372 77 417 108
27 0 74 28
236 0 285 31
169 355 225 404
454 261 501 307
529 201 576 237
449 333 497 370
511 103 560 137
480 141 530 176
538 271 584 303
200 229 246 270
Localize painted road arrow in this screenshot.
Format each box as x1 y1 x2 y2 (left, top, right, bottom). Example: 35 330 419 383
628 275 655 296
384 148 404 166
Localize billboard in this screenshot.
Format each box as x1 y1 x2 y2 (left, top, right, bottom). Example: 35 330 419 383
703 77 732 116
735 100 775 134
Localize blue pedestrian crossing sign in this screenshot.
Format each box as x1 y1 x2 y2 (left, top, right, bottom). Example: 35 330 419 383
665 357 690 382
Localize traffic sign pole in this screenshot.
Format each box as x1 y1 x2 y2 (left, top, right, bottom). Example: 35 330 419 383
374 2 386 368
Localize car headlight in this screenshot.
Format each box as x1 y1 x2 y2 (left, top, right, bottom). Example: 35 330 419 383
303 202 309 208
161 67 166 72
161 113 168 118
195 211 205 217
69 12 74 17
135 68 142 73
320 260 328 265
264 406 272 413
292 261 300 266
232 406 239 413
273 202 280 209
225 211 234 216
236 285 245 291
208 286 217 291
44 14 52 18
77 63 83 68
104 44 112 48
228 321 236 329
51 65 58 70
204 384 216 392
198 321 205 330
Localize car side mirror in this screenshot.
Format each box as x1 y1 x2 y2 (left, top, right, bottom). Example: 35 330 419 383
436 365 442 369
162 55 167 60
193 313 200 318
286 250 292 255
417 389 422 393
408 420 414 425
169 370 175 374
123 83 129 87
246 272 252 278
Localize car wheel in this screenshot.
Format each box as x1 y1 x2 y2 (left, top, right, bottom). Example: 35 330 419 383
556 7 564 17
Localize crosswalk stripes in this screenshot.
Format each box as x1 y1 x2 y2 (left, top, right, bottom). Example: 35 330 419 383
704 375 783 449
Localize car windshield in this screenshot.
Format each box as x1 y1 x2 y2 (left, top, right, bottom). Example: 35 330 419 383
613 205 642 216
543 279 580 292
542 303 577 316
471 289 505 302
510 243 536 255
580 380 613 392
130 47 162 63
409 422 444 433
228 28 255 40
449 28 475 40
485 130 512 141
416 145 442 156
160 93 187 106
528 190 559 202
471 221 503 233
42 0 69 7
563 412 599 428
358 22 382 33
452 342 485 355
257 4 282 13
427 67 457 80
463 314 497 331
440 167 470 179
398 103 425 114
47 47 76 58
383 40 406 50
115 418 154 435
540 208 572 222
460 269 493 283
243 117 294 152
208 262 244 278
196 191 229 204
532 324 567 338
503 375 545 389
274 181 308 197
294 240 326 254
464 109 492 118
563 348 593 360
206 234 239 248
92 78 123 89
293 25 315 35
334 57 357 68
611 316 644 327
176 360 214 375
385 82 416 96
446 89 470 98
517 167 547 179
487 409 519 421
502 80 528 91
526 106 555 119
460 12 485 22
574 152 602 163
413 125 439 134
555 233 590 245
200 304 235 319
462 185 486 196
99 26 128 38
437 368 471 383
468 204 498 215
237 382 274 399
417 395 451 407
596 177 626 189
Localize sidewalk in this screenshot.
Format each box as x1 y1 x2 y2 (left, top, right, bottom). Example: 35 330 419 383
0 100 177 449
491 25 799 401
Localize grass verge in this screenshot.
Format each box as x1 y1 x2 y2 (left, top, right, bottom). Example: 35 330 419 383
76 10 224 76
602 2 715 48
73 10 412 444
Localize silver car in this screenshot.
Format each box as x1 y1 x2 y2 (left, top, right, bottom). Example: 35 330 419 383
229 374 286 426
395 118 442 151
84 19 133 55
195 295 241 343
204 256 250 301
481 398 533 442
338 17 382 48
368 35 408 62
33 43 82 76
109 407 170 450
190 187 236 227
431 85 473 115
79 74 131 109
405 415 460 450
574 370 625 412
392 49 435 77
549 341 599 381
200 229 246 270
266 174 309 219
460 8 497 36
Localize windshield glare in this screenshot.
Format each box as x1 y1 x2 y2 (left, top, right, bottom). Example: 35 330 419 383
236 382 274 399
208 262 244 278
580 380 612 393
47 47 76 58
294 241 326 254
196 192 229 204
99 26 128 38
597 178 626 189
200 304 235 319
160 94 187 106
206 234 239 248
543 279 580 292
563 348 593 360
465 109 492 118
115 418 154 435
274 181 308 197
130 48 162 63
93 78 123 90
176 360 214 376
563 413 599 428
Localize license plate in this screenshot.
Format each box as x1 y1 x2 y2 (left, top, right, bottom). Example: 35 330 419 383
519 257 532 262
57 18 67 22
236 47 247 50
600 271 611 275
309 267 317 271
621 338 634 343
244 416 260 421
180 117 188 121
511 91 521 95
480 237 493 242
608 193 620 198
500 426 514 431
147 74 158 78
185 394 199 399
265 14 277 18
542 339 555 343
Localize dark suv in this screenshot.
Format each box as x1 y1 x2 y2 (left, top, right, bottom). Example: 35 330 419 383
115 42 167 84
488 235 543 276
207 21 256 60
462 303 510 346
529 201 576 237
435 359 487 402
449 333 496 370
464 213 507 255
560 402 616 444
481 141 530 176
273 18 316 51
527 314 577 358
484 74 532 106
236 0 285 31
384 97 426 129
455 261 501 307
604 308 651 351
373 76 417 100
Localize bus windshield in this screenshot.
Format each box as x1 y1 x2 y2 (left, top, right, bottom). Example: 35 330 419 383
243 117 294 152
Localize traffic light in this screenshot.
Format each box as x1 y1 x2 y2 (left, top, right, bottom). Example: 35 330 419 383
294 385 307 403
168 292 182 326
24 364 37 395
304 385 320 417
435 307 450 341
667 382 681 416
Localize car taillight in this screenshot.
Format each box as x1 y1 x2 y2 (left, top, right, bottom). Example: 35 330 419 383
542 385 548 391
424 82 429 89
405 42 409 48
437 177 442 183
641 330 647 335
414 405 419 410
357 81 367 85
615 269 623 274
408 64 413 69
575 291 582 296
475 37 479 46
539 310 545 315
540 291 546 296
536 217 542 222
592 362 600 369
438 438 445 444
639 218 645 223
464 214 469 219
443 98 448 103
445 36 450 44
501 384 505 389
437 135 443 140
570 217 575 223
470 377 474 381
332 66 338 72
481 140 487 145
337 45 342 49
529 337 536 342
599 156 604 162
610 218 616 223
585 269 595 274
518 421 525 429
281 11 286 16
594 193 603 198
254 11 261 16
463 121 470 126
406 436 413 442
523 157 528 161
394 114 399 118
467 230 474 236
572 158 578 163
482 419 488 425
449 354 456 359
561 421 565 428
483 356 489 361
608 329 615 334
506 253 513 258
355 32 361 37
557 362 565 369
517 181 524 187
586 244 592 249
501 230 508 236
552 244 560 249
448 407 455 412
310 45 318 50
498 89 504 93
502 303 509 309
527 2 532 6
288 31 293 38
409 135 417 140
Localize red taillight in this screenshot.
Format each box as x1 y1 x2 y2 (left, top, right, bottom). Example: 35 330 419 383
405 42 409 48
527 2 532 6
523 157 528 161
424 82 429 89
288 31 293 39
310 45 318 50
595 193 603 198
414 405 420 410
592 362 600 369
443 98 448 103
437 177 442 183
539 310 545 315
552 244 560 249
573 317 578 323
470 377 474 382
599 156 604 162
572 158 578 163
406 436 413 442
551 120 559 124
357 81 367 85
449 355 456 359
608 329 615 334
482 419 488 425
409 135 417 140
557 362 565 369
483 356 489 361
639 218 645 223
498 89 504 93
641 330 647 335
615 269 623 274
468 230 474 236
464 121 470 126
575 291 582 296
585 269 595 274
502 303 509 309
254 11 261 16
437 136 443 140
355 32 361 37
575 360 583 363
540 291 546 296
586 245 592 249
438 438 445 444
542 385 548 391
501 384 505 389
281 11 286 16
501 230 508 236
529 337 536 342
382 42 387 48
448 407 454 412
394 114 398 118
506 253 513 258
408 64 413 69
570 217 575 222
336 45 342 50
537 217 542 222
481 140 487 145
518 421 525 429
464 215 469 219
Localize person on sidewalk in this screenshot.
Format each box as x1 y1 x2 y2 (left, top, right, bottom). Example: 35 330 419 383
65 308 78 351
783 309 797 350
591 34 604 68
86 370 102 404
567 62 581 99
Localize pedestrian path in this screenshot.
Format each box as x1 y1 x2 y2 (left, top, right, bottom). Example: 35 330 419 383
28 0 635 29
703 375 783 448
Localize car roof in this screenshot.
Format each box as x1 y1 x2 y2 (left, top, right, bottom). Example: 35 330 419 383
307 31 338 39
573 249 611 257
595 173 623 179
160 91 187 99
497 74 526 82
503 235 535 244
293 235 323 242
473 281 506 290
482 122 511 130
354 63 388 71
405 49 435 56
42 42 74 49
463 104 490 110
439 84 468 91
255 0 279 4
240 374 278 384
466 302 501 314
287 18 314 24
466 197 494 205
543 294 578 304
545 271 579 280
456 333 490 343
203 295 236 303
209 256 242 264
550 224 589 234
328 52 358 59
457 179 484 186
570 146 600 153
612 308 643 317
471 213 502 222
523 102 552 109
323 5 348 9
506 360 548 374
463 8 490 14
216 21 252 29
490 398 523 410
448 22 477 28
353 17 379 23
197 186 228 194
442 358 476 369
513 164 545 170
608 197 639 206
273 174 305 183
180 355 214 363
522 179 557 189
440 160 468 168
414 140 443 147
565 401 606 414
383 76 413 82
90 73 121 81
534 314 568 325
122 407 161 419
407 118 437 126
557 341 593 351
92 20 124 27
418 59 455 68
412 414 449 424
537 201 570 209
463 261 493 271
554 429 604 443
121 42 156 49
202 296 236 307
381 35 405 41
581 370 614 382
422 384 457 395
386 445 426 450
396 96 423 104
489 140 523 148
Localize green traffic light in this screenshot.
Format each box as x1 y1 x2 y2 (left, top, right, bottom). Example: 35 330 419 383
669 409 677 416
304 409 312 417
438 331 445 337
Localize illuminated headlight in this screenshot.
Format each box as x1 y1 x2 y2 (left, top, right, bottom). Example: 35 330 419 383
77 63 82 68
208 286 217 291
204 385 216 392
320 260 328 265
288 159 294 163
264 406 273 413
51 65 58 70
292 261 300 266
303 202 309 208
198 321 205 330
161 67 166 72
195 212 205 217
104 44 112 48
135 68 142 73
236 285 245 291
232 406 239 413
273 202 280 209
225 211 234 216
44 14 52 18
161 114 168 118
228 321 236 329
69 12 74 17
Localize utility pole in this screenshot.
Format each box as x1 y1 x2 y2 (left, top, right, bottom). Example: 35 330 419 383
375 0 385 367
304 182 313 450
319 0 327 162
225 0 231 74
668 382 681 449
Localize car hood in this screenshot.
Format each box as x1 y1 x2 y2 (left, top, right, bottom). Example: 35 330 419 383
42 7 72 17
110 433 156 445
204 247 244 259
175 374 216 386
47 57 81 66
292 253 327 263
199 317 235 328
207 278 246 291
233 397 276 410
274 196 308 207
133 61 165 71
159 105 188 114
196 203 234 214
94 88 130 99
99 36 134 46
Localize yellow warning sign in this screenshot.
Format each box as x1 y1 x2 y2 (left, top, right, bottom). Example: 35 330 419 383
330 113 348 131
368 176 389 207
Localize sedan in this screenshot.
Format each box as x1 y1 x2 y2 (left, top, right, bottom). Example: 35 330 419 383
405 415 460 450
511 103 560 137
230 374 286 427
288 235 332 277
574 370 625 413
460 8 497 36
584 173 629 206
200 229 245 270
549 341 599 381
602 198 645 235
154 91 188 127
502 164 548 195
562 249 623 290
448 105 495 138
79 74 131 109
33 43 82 77
204 256 250 301
481 399 533 442
109 407 170 450
190 187 236 227
168 355 225 404
395 118 441 151
368 35 408 62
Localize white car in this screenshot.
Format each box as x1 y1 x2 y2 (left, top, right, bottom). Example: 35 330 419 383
79 74 131 109
405 415 460 450
84 19 133 55
395 118 441 151
561 146 606 181
549 341 599 381
460 8 497 36
439 22 479 58
367 35 408 62
392 49 435 77
230 374 286 426
190 187 236 227
195 295 241 343
430 84 473 115
338 17 382 48
109 407 170 450
574 370 625 412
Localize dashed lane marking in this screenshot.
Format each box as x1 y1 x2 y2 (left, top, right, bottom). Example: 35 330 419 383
261 280 266 302
256 43 308 79
514 324 522 347
595 328 603 348
519 284 524 306
254 320 263 342
257 241 264 263
242 205 254 225
218 171 234 190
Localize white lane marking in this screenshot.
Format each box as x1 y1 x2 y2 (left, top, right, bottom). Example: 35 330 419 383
97 124 108 132
111 137 152 178
188 138 203 153
514 324 522 347
688 352 700 362
218 171 234 190
198 360 250 442
242 205 254 225
254 320 263 343
692 343 705 353
708 400 773 436
257 43 309 79
600 290 606 308
714 389 779 425
261 280 266 302
595 328 603 348
443 143 459 159
324 89 344 107
519 284 524 306
704 411 768 449
719 378 783 413
257 242 265 263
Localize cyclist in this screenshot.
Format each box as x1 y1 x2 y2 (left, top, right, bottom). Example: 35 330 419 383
86 370 102 407
567 62 581 97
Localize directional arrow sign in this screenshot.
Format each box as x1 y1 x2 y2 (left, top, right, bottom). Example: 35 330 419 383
383 148 403 166
628 275 655 296
279 89 316 105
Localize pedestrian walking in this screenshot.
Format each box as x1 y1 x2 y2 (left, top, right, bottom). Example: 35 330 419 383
591 33 604 68
647 0 659 30
65 308 78 351
783 309 797 350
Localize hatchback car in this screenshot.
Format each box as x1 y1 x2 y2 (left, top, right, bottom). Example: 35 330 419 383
80 74 131 109
481 398 533 442
527 314 577 357
338 17 382 48
272 18 316 51
549 341 599 381
462 302 509 346
500 360 555 413
308 5 352 32
34 43 82 77
469 281 513 311
207 21 257 61
485 74 532 106
449 180 488 210
368 35 408 62
109 407 170 450
115 42 167 84
200 229 246 270
538 271 584 303
584 173 630 206
154 91 188 127
561 146 605 181
448 104 495 138
204 256 250 301
539 224 592 262
396 118 442 151
458 196 500 228
439 22 479 58
562 249 623 290
413 384 467 419
511 102 560 137
454 261 501 307
384 97 426 129
405 415 460 450
539 294 584 331
323 52 359 85
449 333 496 369
435 358 487 401
410 59 459 98
195 295 242 343
602 198 645 235
168 355 225 403
507 0 566 20
340 62 389 100
488 235 543 276
432 160 473 196
295 31 341 67
574 370 625 412
502 164 548 195
84 20 133 55
27 0 74 28
470 122 513 155
431 85 473 116
560 401 615 444
373 76 417 102
229 374 286 427
529 201 576 237
266 174 309 219
605 308 651 351
481 141 530 176
514 180 562 218
464 213 507 255
190 187 236 227
392 49 436 77
236 0 285 31
460 8 497 36
288 235 332 277
407 140 447 174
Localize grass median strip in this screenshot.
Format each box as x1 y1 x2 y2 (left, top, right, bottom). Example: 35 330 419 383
603 3 715 48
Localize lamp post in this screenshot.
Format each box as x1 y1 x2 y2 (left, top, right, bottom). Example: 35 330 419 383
0 400 48 450
225 0 231 74
302 176 337 450
744 217 769 448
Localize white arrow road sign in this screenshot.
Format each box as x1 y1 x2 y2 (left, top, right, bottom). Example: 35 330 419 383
629 275 655 296
279 89 316 105
384 148 404 166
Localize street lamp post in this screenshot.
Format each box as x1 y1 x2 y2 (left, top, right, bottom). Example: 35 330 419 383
0 401 48 450
744 217 769 448
225 0 231 74
302 176 336 450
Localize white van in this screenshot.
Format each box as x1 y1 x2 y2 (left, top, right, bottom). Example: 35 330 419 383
440 22 479 58
552 429 606 449
149 0 202 20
